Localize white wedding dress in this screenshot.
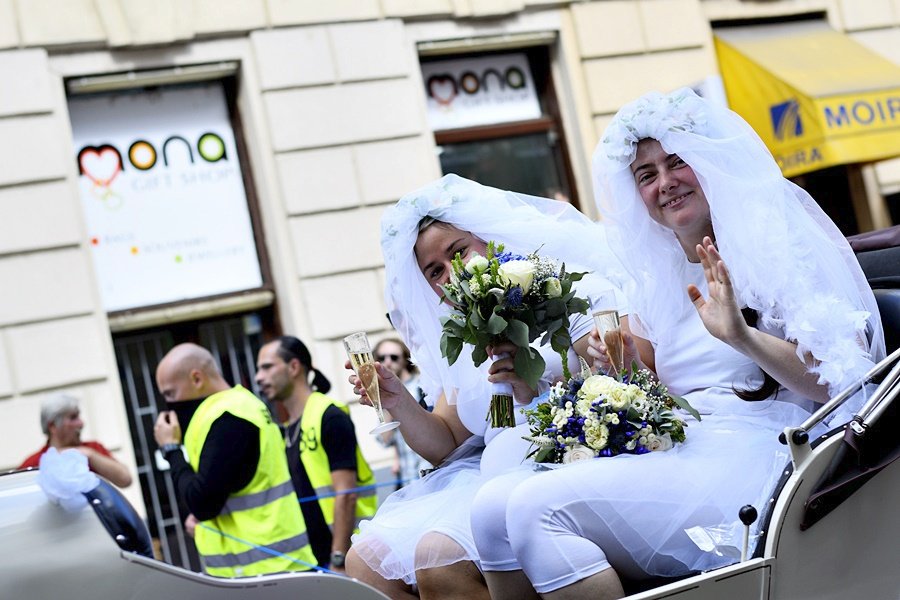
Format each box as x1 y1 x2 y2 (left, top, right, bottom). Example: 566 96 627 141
501 263 816 591
351 300 601 584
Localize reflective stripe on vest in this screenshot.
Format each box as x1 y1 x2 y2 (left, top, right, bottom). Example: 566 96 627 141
220 480 295 516
202 531 311 568
298 392 378 529
184 386 316 577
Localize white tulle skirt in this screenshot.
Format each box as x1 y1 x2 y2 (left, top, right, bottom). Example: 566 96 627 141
352 426 536 584
507 395 809 588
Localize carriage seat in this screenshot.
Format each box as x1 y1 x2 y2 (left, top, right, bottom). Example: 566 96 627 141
852 242 900 353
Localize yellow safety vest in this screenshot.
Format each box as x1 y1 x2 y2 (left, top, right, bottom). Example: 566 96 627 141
298 392 377 533
184 385 316 577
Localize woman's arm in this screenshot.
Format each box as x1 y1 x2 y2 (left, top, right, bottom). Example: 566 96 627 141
347 361 470 466
690 238 829 403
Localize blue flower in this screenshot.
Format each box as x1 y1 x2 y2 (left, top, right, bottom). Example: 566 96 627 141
495 250 527 264
506 286 524 307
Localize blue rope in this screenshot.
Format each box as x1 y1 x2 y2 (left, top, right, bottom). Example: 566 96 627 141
297 477 408 503
197 522 339 575
195 477 414 576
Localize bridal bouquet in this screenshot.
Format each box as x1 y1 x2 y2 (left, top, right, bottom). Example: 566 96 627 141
439 242 589 427
524 361 700 464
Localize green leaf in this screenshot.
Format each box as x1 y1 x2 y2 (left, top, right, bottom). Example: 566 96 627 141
544 318 563 337
505 319 530 349
471 345 488 367
669 394 702 422
487 311 508 335
534 445 556 463
550 329 572 353
568 297 590 315
514 347 546 389
441 335 463 365
546 298 566 318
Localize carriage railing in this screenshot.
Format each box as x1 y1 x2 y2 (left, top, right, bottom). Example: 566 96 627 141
780 346 900 449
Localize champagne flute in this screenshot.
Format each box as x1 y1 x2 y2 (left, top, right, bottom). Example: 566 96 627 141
591 289 624 375
344 332 401 435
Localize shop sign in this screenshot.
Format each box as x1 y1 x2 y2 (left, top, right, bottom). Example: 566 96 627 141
69 83 263 312
422 53 541 131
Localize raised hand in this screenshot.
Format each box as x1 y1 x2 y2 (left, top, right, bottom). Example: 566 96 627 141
687 237 750 346
153 411 182 446
487 341 539 405
346 360 406 411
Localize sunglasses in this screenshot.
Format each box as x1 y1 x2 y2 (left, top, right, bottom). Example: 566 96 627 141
376 353 402 362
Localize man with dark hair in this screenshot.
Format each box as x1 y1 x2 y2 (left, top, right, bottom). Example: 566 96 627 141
154 342 316 577
255 336 376 572
20 394 132 488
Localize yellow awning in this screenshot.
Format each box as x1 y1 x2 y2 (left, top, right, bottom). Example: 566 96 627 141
714 21 900 177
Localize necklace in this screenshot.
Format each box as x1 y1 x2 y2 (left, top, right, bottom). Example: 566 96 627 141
283 419 302 448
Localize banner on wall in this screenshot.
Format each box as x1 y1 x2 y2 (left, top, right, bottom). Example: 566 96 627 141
421 53 542 131
69 83 263 312
715 21 900 177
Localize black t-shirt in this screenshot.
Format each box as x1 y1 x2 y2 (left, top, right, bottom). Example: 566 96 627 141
165 412 260 522
283 404 358 567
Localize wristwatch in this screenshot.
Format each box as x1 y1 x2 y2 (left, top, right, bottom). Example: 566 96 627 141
330 550 346 568
159 442 181 456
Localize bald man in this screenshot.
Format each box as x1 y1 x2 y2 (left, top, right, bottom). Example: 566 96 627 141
153 343 316 577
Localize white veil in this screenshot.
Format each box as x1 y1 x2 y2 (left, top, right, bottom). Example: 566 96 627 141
592 88 885 395
381 174 627 432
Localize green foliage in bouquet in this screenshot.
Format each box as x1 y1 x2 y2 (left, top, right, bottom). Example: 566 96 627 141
438 242 590 390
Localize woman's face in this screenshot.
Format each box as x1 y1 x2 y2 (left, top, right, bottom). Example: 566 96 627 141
414 222 488 297
631 139 711 239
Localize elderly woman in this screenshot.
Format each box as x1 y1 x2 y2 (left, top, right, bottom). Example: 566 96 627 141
470 89 884 600
345 174 627 599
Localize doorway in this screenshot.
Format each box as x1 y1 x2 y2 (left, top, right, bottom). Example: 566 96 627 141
114 309 275 570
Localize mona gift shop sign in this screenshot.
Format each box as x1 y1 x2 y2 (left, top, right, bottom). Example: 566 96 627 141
422 53 541 131
69 83 263 312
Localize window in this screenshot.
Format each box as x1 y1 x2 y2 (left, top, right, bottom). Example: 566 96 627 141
421 46 579 207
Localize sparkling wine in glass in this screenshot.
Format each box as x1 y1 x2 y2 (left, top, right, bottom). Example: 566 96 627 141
344 332 401 435
591 290 624 374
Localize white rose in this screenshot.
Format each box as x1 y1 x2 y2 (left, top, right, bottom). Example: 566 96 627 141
648 433 674 452
465 254 489 274
543 277 562 298
585 422 609 450
498 260 535 294
562 444 595 464
580 375 618 401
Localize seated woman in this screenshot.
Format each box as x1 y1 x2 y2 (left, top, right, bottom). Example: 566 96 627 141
345 174 627 599
470 88 885 600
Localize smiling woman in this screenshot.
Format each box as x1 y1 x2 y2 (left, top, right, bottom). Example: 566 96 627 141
471 88 887 600
414 221 488 297
344 174 628 600
631 140 711 260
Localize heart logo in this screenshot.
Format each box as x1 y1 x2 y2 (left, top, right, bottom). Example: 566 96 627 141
78 145 123 186
427 75 457 106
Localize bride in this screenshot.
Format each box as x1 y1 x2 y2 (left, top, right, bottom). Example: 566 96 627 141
469 88 885 600
345 174 628 599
